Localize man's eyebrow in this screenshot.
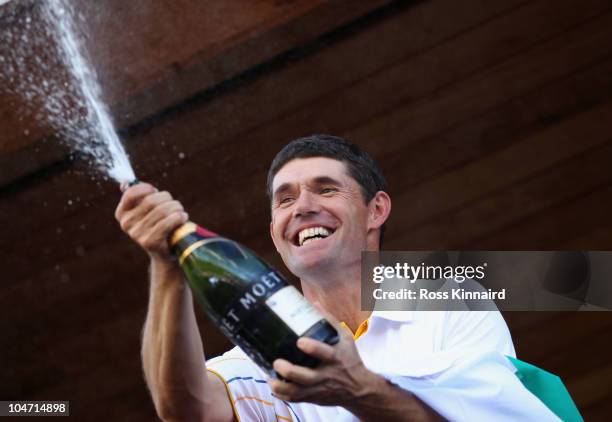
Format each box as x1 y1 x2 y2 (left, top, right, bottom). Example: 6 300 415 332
272 183 292 199
312 176 342 186
272 176 344 199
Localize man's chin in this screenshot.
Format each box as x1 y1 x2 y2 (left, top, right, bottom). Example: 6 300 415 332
288 252 335 277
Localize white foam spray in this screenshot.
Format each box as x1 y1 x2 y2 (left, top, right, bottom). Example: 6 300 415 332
0 0 135 183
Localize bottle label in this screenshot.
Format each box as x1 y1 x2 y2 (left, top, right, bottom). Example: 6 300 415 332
266 286 323 336
220 270 287 333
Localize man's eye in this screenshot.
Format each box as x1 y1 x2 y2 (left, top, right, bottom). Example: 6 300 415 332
279 197 294 204
321 187 336 194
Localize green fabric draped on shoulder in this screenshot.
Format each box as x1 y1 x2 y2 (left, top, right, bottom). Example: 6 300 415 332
508 356 584 422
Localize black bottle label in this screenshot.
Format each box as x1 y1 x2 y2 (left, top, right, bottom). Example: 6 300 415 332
220 269 323 337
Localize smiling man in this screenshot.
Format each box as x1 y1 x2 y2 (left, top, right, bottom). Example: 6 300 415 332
116 135 560 421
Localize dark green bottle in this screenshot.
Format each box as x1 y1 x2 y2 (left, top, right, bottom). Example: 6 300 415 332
170 222 339 376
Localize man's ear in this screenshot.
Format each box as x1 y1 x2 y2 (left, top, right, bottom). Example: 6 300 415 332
270 220 280 253
367 191 391 231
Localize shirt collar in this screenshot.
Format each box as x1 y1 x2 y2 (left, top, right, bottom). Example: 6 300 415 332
369 310 415 322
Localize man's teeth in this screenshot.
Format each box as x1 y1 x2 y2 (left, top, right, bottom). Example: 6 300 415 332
298 226 331 246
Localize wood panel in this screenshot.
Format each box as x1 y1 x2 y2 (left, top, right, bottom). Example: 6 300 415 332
6 0 608 267
3 0 536 284
0 0 391 185
2 0 612 419
394 107 612 247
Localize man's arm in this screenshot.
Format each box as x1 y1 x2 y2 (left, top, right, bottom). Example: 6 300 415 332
143 259 235 422
116 183 234 422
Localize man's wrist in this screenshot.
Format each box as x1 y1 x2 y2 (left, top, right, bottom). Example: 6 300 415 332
150 255 180 272
149 256 185 290
344 368 390 415
345 369 444 422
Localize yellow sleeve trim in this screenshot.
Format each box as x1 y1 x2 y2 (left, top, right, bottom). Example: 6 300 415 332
340 318 370 340
206 367 241 422
234 396 293 421
280 401 295 422
235 395 274 406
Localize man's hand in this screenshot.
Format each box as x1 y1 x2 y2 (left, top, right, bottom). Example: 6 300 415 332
269 305 445 421
269 306 380 406
115 182 189 264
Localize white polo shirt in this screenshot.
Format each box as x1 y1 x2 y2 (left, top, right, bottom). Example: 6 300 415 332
206 310 560 421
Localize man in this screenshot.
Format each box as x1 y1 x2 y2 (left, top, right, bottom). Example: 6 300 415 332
116 135 559 421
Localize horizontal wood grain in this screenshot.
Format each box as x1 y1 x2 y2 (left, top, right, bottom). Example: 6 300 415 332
2 0 612 419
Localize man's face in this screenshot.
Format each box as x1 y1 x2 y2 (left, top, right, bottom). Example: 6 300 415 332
270 157 371 278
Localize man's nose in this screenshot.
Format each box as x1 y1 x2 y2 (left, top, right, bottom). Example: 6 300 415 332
292 191 321 217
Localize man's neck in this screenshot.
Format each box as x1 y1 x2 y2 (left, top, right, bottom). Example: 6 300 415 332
300 264 371 334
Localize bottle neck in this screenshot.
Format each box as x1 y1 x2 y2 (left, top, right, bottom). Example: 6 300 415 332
170 222 218 262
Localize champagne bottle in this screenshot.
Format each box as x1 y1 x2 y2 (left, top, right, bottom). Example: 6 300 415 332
170 222 339 376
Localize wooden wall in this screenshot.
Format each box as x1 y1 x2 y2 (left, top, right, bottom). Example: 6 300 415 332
1 0 611 420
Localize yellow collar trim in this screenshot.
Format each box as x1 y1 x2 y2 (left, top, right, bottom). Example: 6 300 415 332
340 319 369 340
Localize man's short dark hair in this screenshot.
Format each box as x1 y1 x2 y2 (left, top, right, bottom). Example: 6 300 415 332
266 134 388 245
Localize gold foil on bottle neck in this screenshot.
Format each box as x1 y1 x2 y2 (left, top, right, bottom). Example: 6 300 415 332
170 222 197 246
